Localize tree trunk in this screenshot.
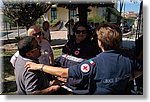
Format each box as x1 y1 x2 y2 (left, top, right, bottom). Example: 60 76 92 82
5 22 9 40
17 22 19 37
78 4 88 25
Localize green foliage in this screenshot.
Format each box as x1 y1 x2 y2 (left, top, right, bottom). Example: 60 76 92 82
3 15 16 26
35 18 43 27
50 19 60 27
106 7 120 17
53 48 62 59
15 36 24 42
88 15 104 23
2 1 51 29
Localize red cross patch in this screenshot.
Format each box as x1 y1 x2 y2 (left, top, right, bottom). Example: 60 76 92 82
74 50 79 55
81 64 90 73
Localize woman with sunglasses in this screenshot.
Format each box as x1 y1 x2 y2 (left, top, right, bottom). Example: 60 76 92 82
62 22 99 60
60 23 100 94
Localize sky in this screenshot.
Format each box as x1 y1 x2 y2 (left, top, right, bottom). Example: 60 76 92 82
117 0 142 13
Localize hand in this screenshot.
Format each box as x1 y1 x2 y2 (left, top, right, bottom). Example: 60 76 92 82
24 61 42 71
49 85 60 92
50 79 66 86
57 77 67 83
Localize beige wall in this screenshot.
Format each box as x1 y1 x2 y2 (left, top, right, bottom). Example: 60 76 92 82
57 7 68 22
47 9 51 20
47 7 78 22
47 6 97 22
88 6 97 18
46 3 117 22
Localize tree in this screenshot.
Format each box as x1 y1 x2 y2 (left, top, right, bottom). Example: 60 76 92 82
2 1 51 30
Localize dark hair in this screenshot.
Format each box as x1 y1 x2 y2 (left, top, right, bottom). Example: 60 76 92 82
70 19 74 22
73 22 92 40
73 22 88 32
42 21 49 27
96 23 122 50
18 36 36 57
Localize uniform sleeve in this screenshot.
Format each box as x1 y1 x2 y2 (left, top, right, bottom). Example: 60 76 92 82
68 59 96 79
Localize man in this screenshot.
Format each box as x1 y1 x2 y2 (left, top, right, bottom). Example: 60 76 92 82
25 23 142 95
14 36 60 94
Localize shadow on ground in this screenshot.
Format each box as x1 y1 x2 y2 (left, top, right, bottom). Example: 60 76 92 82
0 31 13 37
2 81 17 94
51 39 67 46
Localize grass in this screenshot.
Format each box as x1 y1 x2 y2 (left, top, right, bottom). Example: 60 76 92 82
1 48 62 94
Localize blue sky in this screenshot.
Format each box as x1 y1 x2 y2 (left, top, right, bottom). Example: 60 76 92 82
117 0 142 13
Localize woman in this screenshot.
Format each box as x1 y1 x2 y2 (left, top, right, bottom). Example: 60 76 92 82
42 21 51 43
62 23 99 59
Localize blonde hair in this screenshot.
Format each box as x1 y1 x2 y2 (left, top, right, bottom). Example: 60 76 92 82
27 25 42 36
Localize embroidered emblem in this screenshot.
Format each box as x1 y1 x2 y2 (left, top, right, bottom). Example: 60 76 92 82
81 64 90 73
74 50 79 55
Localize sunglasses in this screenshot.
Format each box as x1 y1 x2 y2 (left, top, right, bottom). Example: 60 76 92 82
75 30 87 34
32 31 42 37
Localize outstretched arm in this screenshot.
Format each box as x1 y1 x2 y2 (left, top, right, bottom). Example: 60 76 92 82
25 62 69 78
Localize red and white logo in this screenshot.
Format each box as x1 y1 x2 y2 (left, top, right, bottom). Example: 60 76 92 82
74 50 79 55
81 64 90 73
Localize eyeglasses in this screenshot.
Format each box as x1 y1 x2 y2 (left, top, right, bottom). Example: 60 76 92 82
32 32 42 37
75 30 87 34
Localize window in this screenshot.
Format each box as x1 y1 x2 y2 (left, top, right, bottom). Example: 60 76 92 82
69 9 76 19
51 8 57 20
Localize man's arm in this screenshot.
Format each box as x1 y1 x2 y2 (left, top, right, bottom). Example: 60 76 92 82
30 85 60 95
25 62 69 78
42 65 69 78
49 53 55 65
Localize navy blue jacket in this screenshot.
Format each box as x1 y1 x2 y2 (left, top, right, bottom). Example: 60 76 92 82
68 50 141 94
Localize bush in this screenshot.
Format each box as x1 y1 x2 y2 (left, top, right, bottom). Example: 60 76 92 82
15 36 24 42
50 19 60 27
88 15 105 24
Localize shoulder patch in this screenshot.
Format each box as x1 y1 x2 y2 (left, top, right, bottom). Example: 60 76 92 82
80 64 90 73
88 59 95 66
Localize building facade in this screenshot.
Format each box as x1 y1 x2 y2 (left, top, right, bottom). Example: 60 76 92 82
43 2 118 24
